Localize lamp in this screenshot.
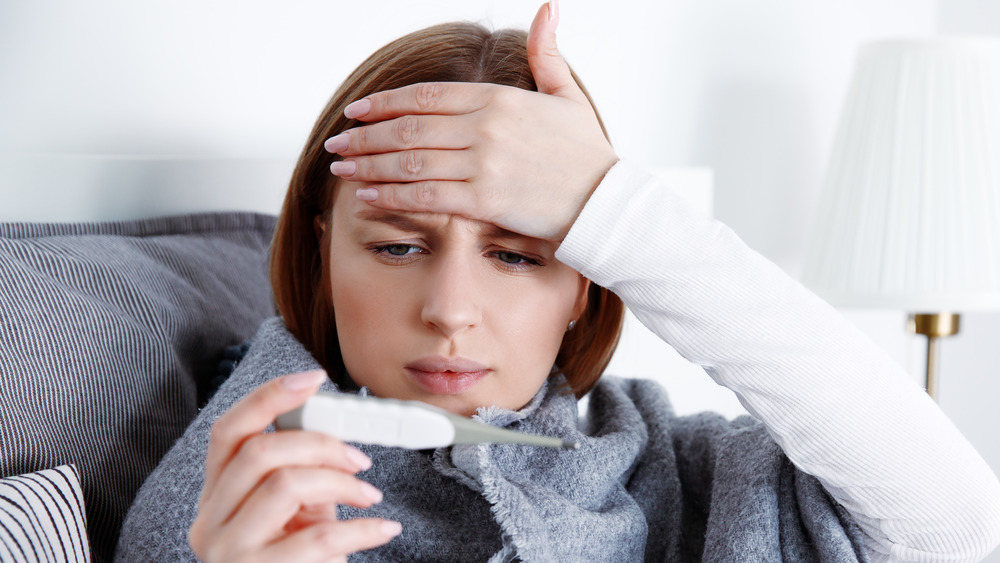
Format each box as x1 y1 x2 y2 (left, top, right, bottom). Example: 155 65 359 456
803 38 1000 400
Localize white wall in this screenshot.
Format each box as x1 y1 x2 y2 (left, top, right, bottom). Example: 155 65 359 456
2 0 998 558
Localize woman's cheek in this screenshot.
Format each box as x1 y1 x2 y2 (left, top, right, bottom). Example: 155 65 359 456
330 263 409 387
494 278 574 358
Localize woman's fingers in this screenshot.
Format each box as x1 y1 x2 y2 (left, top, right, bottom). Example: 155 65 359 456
343 82 492 122
332 149 477 184
197 430 372 530
286 503 339 532
190 373 396 562
354 181 482 220
202 371 327 502
225 466 385 543
259 519 402 563
526 0 585 103
327 115 475 156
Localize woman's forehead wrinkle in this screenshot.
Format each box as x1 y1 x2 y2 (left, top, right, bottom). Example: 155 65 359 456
353 208 523 239
350 207 555 254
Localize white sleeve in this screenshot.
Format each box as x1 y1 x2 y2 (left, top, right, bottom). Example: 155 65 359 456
555 160 1000 563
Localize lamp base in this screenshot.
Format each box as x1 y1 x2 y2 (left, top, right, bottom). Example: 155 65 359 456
909 313 960 400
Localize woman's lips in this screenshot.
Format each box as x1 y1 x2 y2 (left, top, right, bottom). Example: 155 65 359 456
405 356 490 395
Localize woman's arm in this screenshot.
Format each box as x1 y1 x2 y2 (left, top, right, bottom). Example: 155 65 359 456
555 159 1000 563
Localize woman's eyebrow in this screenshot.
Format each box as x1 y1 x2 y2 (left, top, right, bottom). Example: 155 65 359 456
479 223 528 242
354 208 432 232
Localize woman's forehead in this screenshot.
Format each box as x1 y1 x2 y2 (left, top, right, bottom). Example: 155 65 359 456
333 181 539 244
355 206 525 240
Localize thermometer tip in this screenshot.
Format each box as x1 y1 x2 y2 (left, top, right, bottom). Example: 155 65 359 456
562 440 580 450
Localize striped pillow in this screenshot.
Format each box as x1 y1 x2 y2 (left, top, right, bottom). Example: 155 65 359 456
0 213 276 562
0 465 90 562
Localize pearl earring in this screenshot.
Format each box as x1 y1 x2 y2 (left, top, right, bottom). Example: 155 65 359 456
567 320 577 331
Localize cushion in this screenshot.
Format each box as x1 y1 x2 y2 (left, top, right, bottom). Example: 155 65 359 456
0 465 90 562
0 213 276 562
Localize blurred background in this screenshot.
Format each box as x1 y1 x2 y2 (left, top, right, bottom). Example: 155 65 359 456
1 1 997 558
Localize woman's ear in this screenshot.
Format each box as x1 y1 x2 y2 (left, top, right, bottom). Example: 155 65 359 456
313 215 327 240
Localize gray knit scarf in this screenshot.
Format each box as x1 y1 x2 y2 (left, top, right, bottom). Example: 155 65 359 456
116 318 870 562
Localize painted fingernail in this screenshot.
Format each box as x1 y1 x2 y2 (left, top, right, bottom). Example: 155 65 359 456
355 187 378 202
381 520 403 537
360 481 383 504
324 133 349 154
345 445 373 471
330 160 356 177
280 370 327 390
344 98 371 119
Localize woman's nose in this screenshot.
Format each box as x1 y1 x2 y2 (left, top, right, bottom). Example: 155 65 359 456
420 256 482 338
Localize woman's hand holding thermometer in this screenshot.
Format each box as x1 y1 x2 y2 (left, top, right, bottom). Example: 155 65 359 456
276 392 579 450
190 371 403 562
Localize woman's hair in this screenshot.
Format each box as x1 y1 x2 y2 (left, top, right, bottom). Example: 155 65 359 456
270 21 625 398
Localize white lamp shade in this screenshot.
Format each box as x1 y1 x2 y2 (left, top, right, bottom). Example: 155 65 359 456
804 38 1000 311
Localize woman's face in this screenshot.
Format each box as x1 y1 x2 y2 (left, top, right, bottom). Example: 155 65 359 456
324 181 590 416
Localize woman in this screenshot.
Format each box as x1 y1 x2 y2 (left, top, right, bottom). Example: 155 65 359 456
117 2 1000 561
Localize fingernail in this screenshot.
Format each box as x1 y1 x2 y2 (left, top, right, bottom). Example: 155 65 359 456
280 370 327 390
361 481 383 504
330 160 356 177
381 520 403 537
344 99 371 119
345 445 373 471
324 133 349 154
355 187 378 202
549 0 559 22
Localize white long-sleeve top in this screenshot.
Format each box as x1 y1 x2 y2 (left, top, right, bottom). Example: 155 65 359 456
555 160 1000 563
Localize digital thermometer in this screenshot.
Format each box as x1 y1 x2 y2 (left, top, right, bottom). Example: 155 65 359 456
275 392 579 450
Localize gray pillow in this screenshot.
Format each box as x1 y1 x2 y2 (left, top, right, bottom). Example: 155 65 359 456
0 213 276 563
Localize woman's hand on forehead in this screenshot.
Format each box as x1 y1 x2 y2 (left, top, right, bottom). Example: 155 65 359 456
325 1 618 243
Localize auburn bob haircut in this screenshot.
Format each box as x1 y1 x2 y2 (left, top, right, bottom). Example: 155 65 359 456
270 22 625 398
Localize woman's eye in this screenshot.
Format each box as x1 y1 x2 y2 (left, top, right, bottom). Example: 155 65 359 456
496 251 529 264
385 244 418 256
491 251 541 269
371 244 424 260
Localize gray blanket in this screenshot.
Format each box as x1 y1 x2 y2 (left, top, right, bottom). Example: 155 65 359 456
116 318 870 562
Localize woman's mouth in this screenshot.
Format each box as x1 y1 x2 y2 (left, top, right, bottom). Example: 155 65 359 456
405 356 490 395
